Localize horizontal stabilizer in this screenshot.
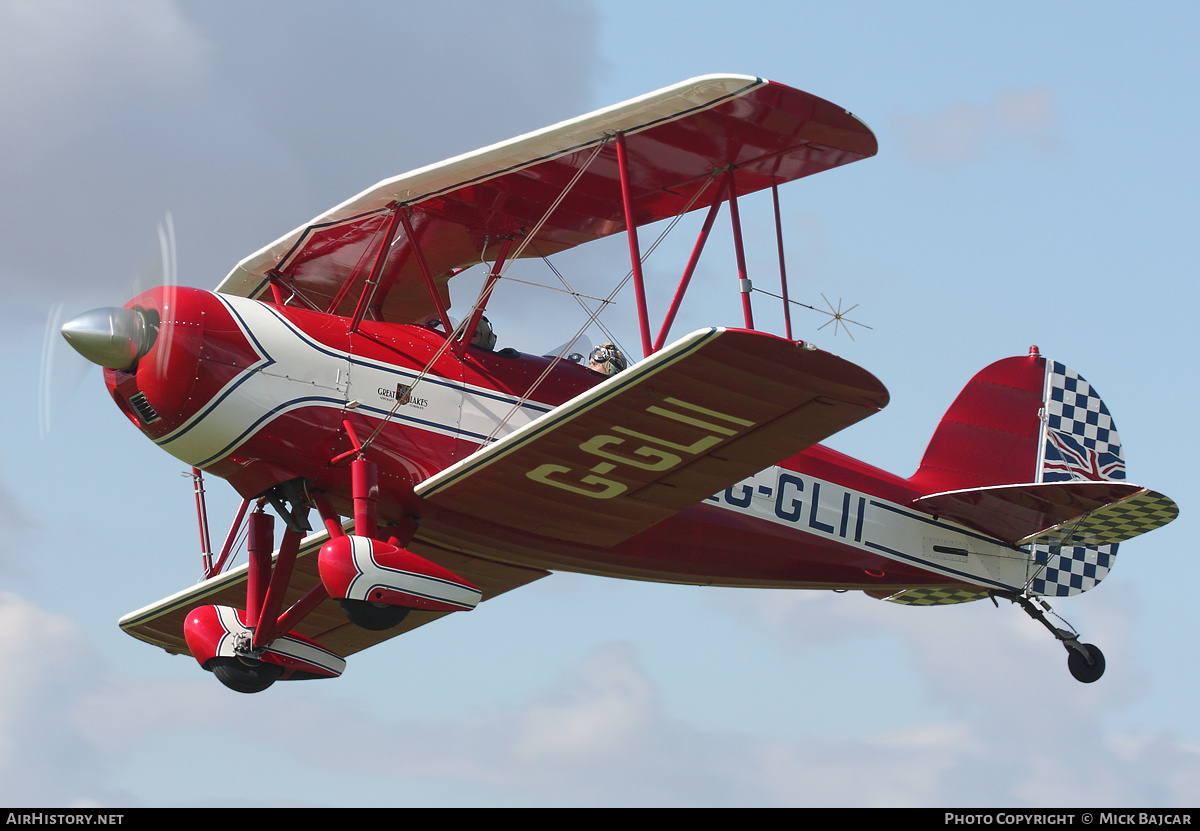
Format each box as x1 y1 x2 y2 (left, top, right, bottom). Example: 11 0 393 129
417 328 888 548
866 586 991 606
1019 487 1178 548
912 482 1177 547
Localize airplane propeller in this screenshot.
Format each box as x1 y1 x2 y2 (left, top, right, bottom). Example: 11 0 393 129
39 214 177 435
60 306 158 370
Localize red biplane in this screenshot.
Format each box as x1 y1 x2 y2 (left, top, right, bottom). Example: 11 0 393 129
60 75 1176 692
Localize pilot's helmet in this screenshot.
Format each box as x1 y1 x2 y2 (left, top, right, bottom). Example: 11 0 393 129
589 342 627 376
471 315 497 351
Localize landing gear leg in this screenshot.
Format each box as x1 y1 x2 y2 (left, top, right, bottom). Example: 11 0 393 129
997 591 1106 683
185 482 347 694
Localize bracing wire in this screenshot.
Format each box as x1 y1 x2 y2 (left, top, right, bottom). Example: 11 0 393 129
358 139 612 453
480 171 720 444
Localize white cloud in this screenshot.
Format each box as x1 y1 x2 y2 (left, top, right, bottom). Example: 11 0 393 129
0 1 603 321
1 587 1197 807
891 88 1060 167
508 644 655 764
0 592 124 805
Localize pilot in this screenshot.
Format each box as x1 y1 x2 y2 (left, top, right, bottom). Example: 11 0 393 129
588 342 627 376
471 315 497 351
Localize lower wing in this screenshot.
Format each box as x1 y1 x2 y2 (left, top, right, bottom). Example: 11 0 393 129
119 525 549 659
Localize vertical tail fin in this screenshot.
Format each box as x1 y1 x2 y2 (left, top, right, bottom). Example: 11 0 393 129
910 347 1127 597
909 347 1047 493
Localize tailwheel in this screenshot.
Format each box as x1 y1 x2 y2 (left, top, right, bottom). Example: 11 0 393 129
1067 643 1106 684
338 599 411 631
998 591 1107 684
209 656 284 694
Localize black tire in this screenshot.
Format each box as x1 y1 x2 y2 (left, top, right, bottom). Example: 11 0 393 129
1067 643 1106 683
210 656 284 694
339 599 411 631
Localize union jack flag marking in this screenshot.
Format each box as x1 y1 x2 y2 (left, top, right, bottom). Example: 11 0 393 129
1032 361 1127 596
1044 430 1125 482
1042 361 1125 483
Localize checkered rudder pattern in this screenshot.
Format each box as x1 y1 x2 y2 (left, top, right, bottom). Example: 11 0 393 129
1041 361 1125 483
1031 543 1115 597
1032 361 1125 597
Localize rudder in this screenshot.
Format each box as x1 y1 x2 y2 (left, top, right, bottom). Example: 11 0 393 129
1032 357 1125 597
910 347 1127 597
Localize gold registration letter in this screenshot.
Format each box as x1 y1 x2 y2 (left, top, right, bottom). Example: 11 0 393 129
526 464 627 499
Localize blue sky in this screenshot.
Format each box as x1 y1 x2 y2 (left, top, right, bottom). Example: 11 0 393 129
2 0 1197 807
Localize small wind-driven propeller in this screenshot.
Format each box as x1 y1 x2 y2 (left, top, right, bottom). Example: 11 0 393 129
749 285 872 341
39 215 177 435
814 294 871 340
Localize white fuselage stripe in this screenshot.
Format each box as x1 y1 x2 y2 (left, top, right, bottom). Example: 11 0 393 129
156 294 550 467
707 467 1032 591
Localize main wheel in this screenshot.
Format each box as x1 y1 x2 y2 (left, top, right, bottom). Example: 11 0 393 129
339 599 411 631
1067 643 1106 683
210 656 284 694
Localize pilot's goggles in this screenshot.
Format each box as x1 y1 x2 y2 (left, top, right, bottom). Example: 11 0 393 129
590 345 616 364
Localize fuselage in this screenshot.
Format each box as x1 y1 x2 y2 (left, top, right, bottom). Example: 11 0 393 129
105 286 1034 595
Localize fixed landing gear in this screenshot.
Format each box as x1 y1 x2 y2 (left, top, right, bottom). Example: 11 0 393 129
997 591 1106 683
338 599 411 631
185 604 347 693
209 655 284 694
182 461 472 693
1067 643 1106 684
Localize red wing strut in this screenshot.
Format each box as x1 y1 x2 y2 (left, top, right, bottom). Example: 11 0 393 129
216 75 877 327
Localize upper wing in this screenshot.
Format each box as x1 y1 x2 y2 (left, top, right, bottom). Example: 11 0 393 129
415 327 889 550
119 526 549 659
216 75 876 325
